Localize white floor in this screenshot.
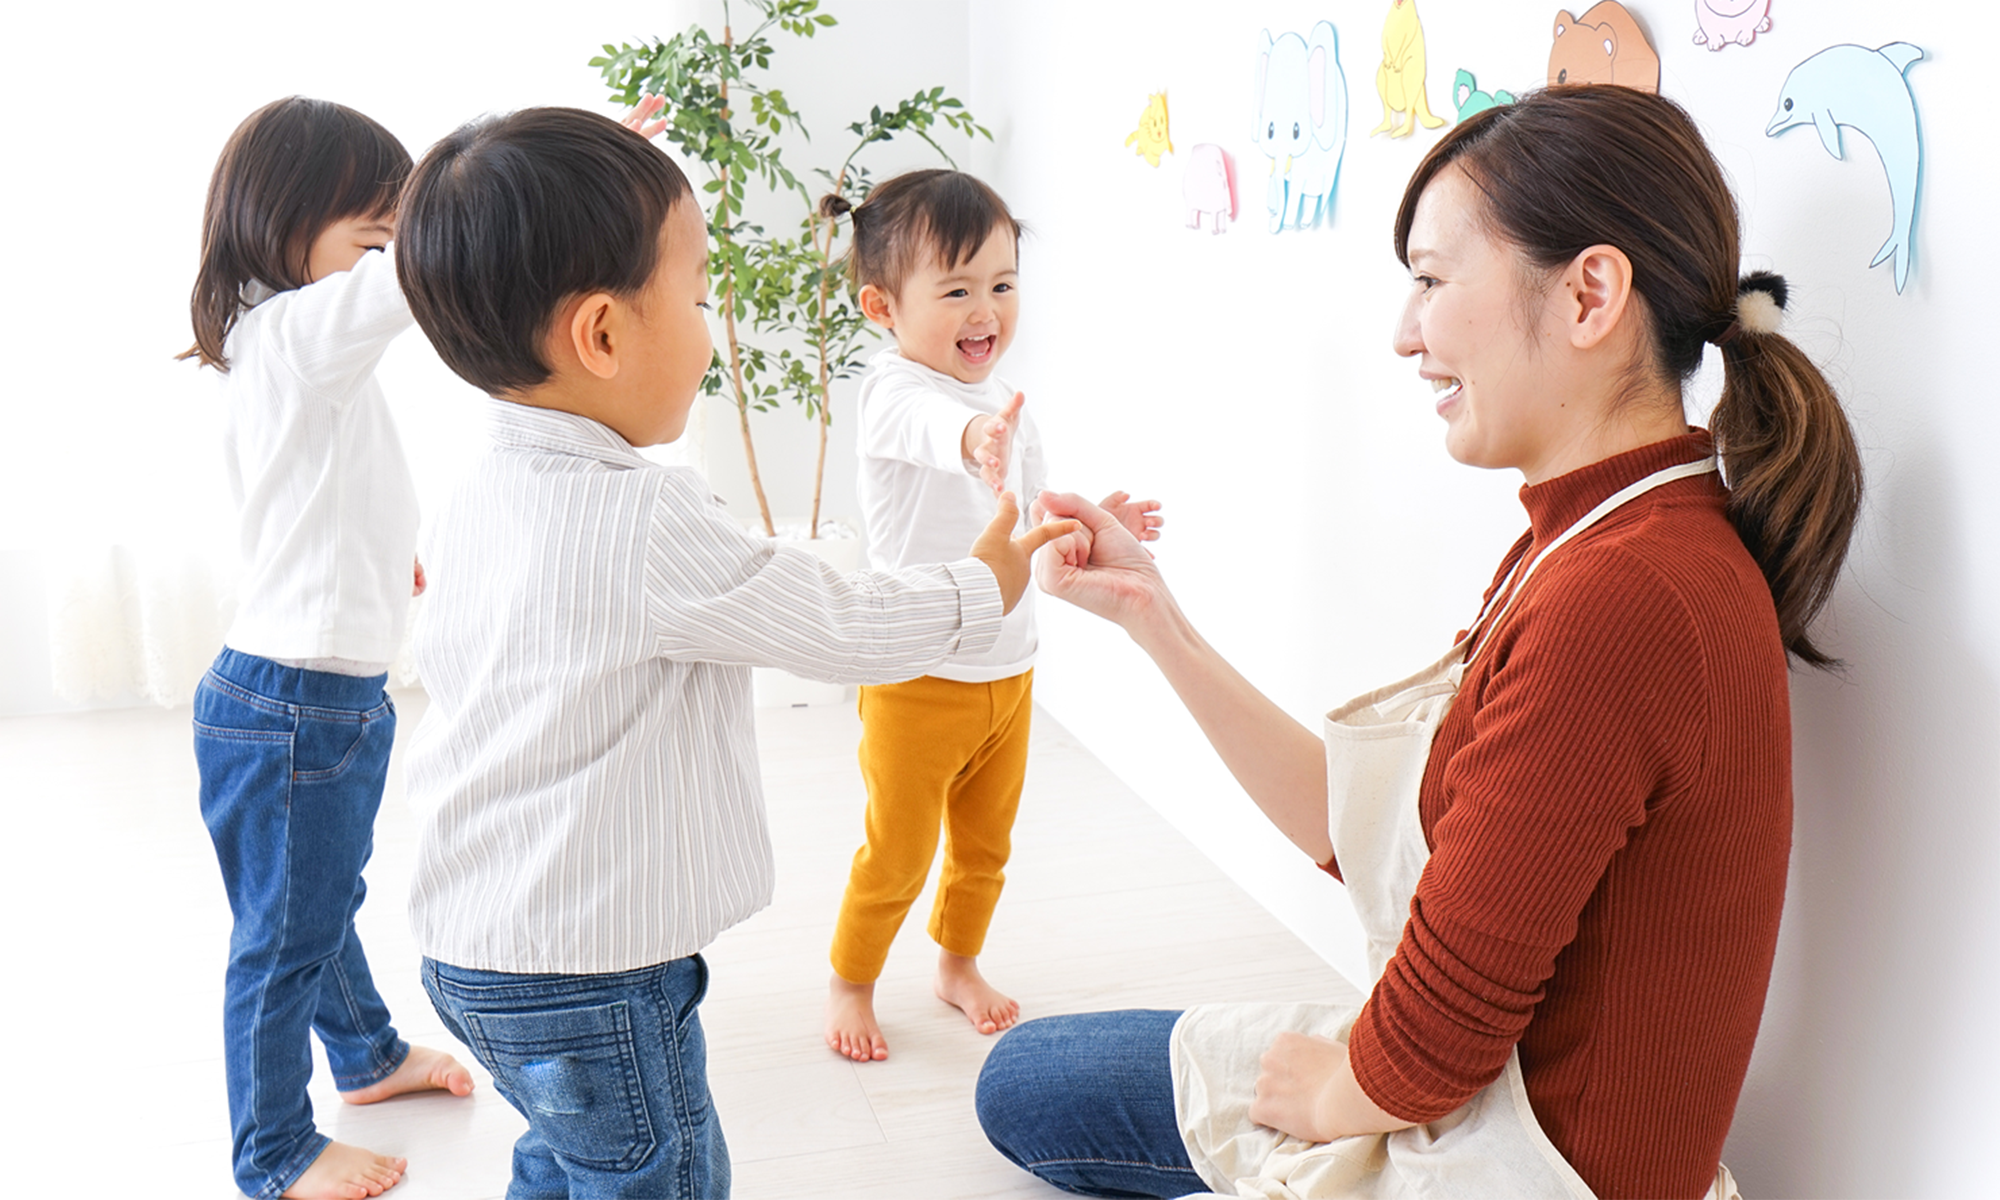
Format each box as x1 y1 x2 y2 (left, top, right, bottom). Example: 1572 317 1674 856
1 691 1358 1199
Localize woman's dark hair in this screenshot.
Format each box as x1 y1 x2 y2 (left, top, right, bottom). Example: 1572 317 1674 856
396 107 694 396
183 97 411 370
1395 87 1862 668
824 169 1021 297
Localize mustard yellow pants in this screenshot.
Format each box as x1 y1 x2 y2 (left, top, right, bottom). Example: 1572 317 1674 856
829 669 1033 984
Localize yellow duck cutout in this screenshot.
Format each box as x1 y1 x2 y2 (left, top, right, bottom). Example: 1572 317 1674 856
1125 91 1174 166
1372 0 1447 137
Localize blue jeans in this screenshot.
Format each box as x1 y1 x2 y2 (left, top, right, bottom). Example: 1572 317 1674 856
976 1010 1208 1198
422 955 730 1199
194 648 409 1199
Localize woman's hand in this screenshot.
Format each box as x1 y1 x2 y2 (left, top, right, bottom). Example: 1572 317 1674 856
413 557 427 598
1031 490 1173 640
1249 1033 1414 1144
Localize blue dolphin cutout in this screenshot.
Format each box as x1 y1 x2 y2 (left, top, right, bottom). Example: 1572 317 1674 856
1767 42 1925 293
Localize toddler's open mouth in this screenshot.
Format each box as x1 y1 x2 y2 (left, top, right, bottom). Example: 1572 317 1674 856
958 335 997 364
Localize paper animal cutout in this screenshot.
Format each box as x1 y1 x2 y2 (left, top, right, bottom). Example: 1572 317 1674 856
1183 144 1237 233
1255 22 1349 232
1453 69 1516 121
1768 42 1925 293
1125 92 1174 167
1550 2 1660 92
1694 0 1772 51
1372 0 1447 137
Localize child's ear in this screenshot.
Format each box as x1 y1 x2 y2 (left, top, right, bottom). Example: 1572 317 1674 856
858 283 896 331
565 292 622 380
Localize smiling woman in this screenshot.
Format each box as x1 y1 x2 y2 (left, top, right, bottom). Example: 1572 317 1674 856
974 85 1862 1200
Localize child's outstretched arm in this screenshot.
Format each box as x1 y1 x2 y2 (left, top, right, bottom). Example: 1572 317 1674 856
968 490 1080 614
1098 490 1165 544
963 392 1025 495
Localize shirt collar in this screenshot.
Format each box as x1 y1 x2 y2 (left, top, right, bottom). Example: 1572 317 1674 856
1519 428 1719 546
486 398 648 469
871 344 1006 405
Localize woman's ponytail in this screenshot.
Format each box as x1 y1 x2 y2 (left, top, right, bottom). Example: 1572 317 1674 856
1709 275 1862 667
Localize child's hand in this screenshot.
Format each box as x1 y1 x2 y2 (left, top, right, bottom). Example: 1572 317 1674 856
963 392 1025 495
413 557 427 598
1099 490 1164 545
621 95 668 140
969 490 1079 615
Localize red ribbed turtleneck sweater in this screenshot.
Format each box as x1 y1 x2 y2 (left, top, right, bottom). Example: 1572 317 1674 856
1339 431 1791 1200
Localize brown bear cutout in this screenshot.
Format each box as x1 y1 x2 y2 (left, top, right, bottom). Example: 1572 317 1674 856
1549 1 1660 93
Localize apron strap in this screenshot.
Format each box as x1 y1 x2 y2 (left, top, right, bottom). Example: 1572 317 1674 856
1465 457 1718 665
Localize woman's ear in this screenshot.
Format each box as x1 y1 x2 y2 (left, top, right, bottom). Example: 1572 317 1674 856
858 283 896 331
566 292 621 380
1560 244 1637 351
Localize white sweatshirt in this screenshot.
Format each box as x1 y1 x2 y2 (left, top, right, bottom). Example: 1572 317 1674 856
217 249 420 670
854 346 1047 683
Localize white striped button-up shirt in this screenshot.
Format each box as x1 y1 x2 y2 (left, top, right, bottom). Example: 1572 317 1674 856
406 400 1003 974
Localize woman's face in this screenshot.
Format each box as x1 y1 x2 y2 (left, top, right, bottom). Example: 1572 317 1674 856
1393 166 1574 480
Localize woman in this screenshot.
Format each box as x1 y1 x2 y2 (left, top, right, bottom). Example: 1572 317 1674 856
976 88 1860 1200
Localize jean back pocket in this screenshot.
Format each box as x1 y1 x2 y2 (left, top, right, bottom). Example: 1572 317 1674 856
464 1001 657 1171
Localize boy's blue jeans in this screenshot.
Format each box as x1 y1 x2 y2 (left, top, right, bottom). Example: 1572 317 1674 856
193 648 410 1199
423 954 730 1199
975 1010 1207 1198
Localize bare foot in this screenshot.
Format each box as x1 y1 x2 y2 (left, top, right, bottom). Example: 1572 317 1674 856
825 973 890 1062
341 1044 475 1105
282 1140 405 1199
935 951 1019 1035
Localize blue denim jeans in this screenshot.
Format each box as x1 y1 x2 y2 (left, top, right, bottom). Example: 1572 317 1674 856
422 955 730 1199
976 1010 1207 1198
193 648 409 1199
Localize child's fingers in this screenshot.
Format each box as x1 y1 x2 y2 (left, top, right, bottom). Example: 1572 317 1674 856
1001 392 1025 425
1014 518 1082 557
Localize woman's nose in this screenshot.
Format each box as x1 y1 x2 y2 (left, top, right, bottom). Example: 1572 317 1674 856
1391 288 1424 358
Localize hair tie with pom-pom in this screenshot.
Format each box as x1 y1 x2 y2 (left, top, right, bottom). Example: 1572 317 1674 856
1713 270 1789 345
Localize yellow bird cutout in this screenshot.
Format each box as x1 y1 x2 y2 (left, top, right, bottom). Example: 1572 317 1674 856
1125 91 1174 166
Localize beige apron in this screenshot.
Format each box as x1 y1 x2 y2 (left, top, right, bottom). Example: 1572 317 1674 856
1169 459 1742 1200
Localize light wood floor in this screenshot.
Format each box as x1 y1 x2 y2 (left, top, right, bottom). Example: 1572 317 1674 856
1 691 1358 1199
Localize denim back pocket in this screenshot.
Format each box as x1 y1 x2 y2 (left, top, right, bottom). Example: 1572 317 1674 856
464 1001 657 1171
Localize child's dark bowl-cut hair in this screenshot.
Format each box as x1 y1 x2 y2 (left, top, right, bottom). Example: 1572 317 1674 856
185 97 411 370
829 169 1021 298
396 107 695 397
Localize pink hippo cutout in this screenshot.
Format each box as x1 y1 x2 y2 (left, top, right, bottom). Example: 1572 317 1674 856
1183 143 1237 234
1694 0 1772 51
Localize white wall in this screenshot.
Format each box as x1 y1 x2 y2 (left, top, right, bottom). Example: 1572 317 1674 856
967 1 1997 1196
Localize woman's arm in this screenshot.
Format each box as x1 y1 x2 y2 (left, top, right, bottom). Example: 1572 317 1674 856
1034 491 1333 863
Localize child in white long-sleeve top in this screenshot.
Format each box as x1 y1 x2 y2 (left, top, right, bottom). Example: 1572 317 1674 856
822 170 1163 1063
184 96 472 1200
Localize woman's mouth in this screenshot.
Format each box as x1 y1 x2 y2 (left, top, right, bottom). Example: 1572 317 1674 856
958 335 997 363
1431 376 1463 412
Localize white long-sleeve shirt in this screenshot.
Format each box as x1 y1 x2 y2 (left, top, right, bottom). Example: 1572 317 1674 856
219 249 419 668
855 346 1047 683
406 400 1003 974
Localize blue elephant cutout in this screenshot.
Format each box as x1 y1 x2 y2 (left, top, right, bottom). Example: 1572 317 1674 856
1255 22 1349 233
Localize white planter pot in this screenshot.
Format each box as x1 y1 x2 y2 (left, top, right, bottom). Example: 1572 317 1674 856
752 521 862 708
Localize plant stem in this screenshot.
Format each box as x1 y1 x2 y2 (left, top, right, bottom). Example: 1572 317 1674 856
717 18 776 537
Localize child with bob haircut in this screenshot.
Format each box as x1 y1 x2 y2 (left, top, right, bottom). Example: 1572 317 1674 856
820 170 1162 1063
185 96 474 1200
392 107 1076 1196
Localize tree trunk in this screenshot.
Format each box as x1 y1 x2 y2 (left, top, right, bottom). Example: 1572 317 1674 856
717 26 775 537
